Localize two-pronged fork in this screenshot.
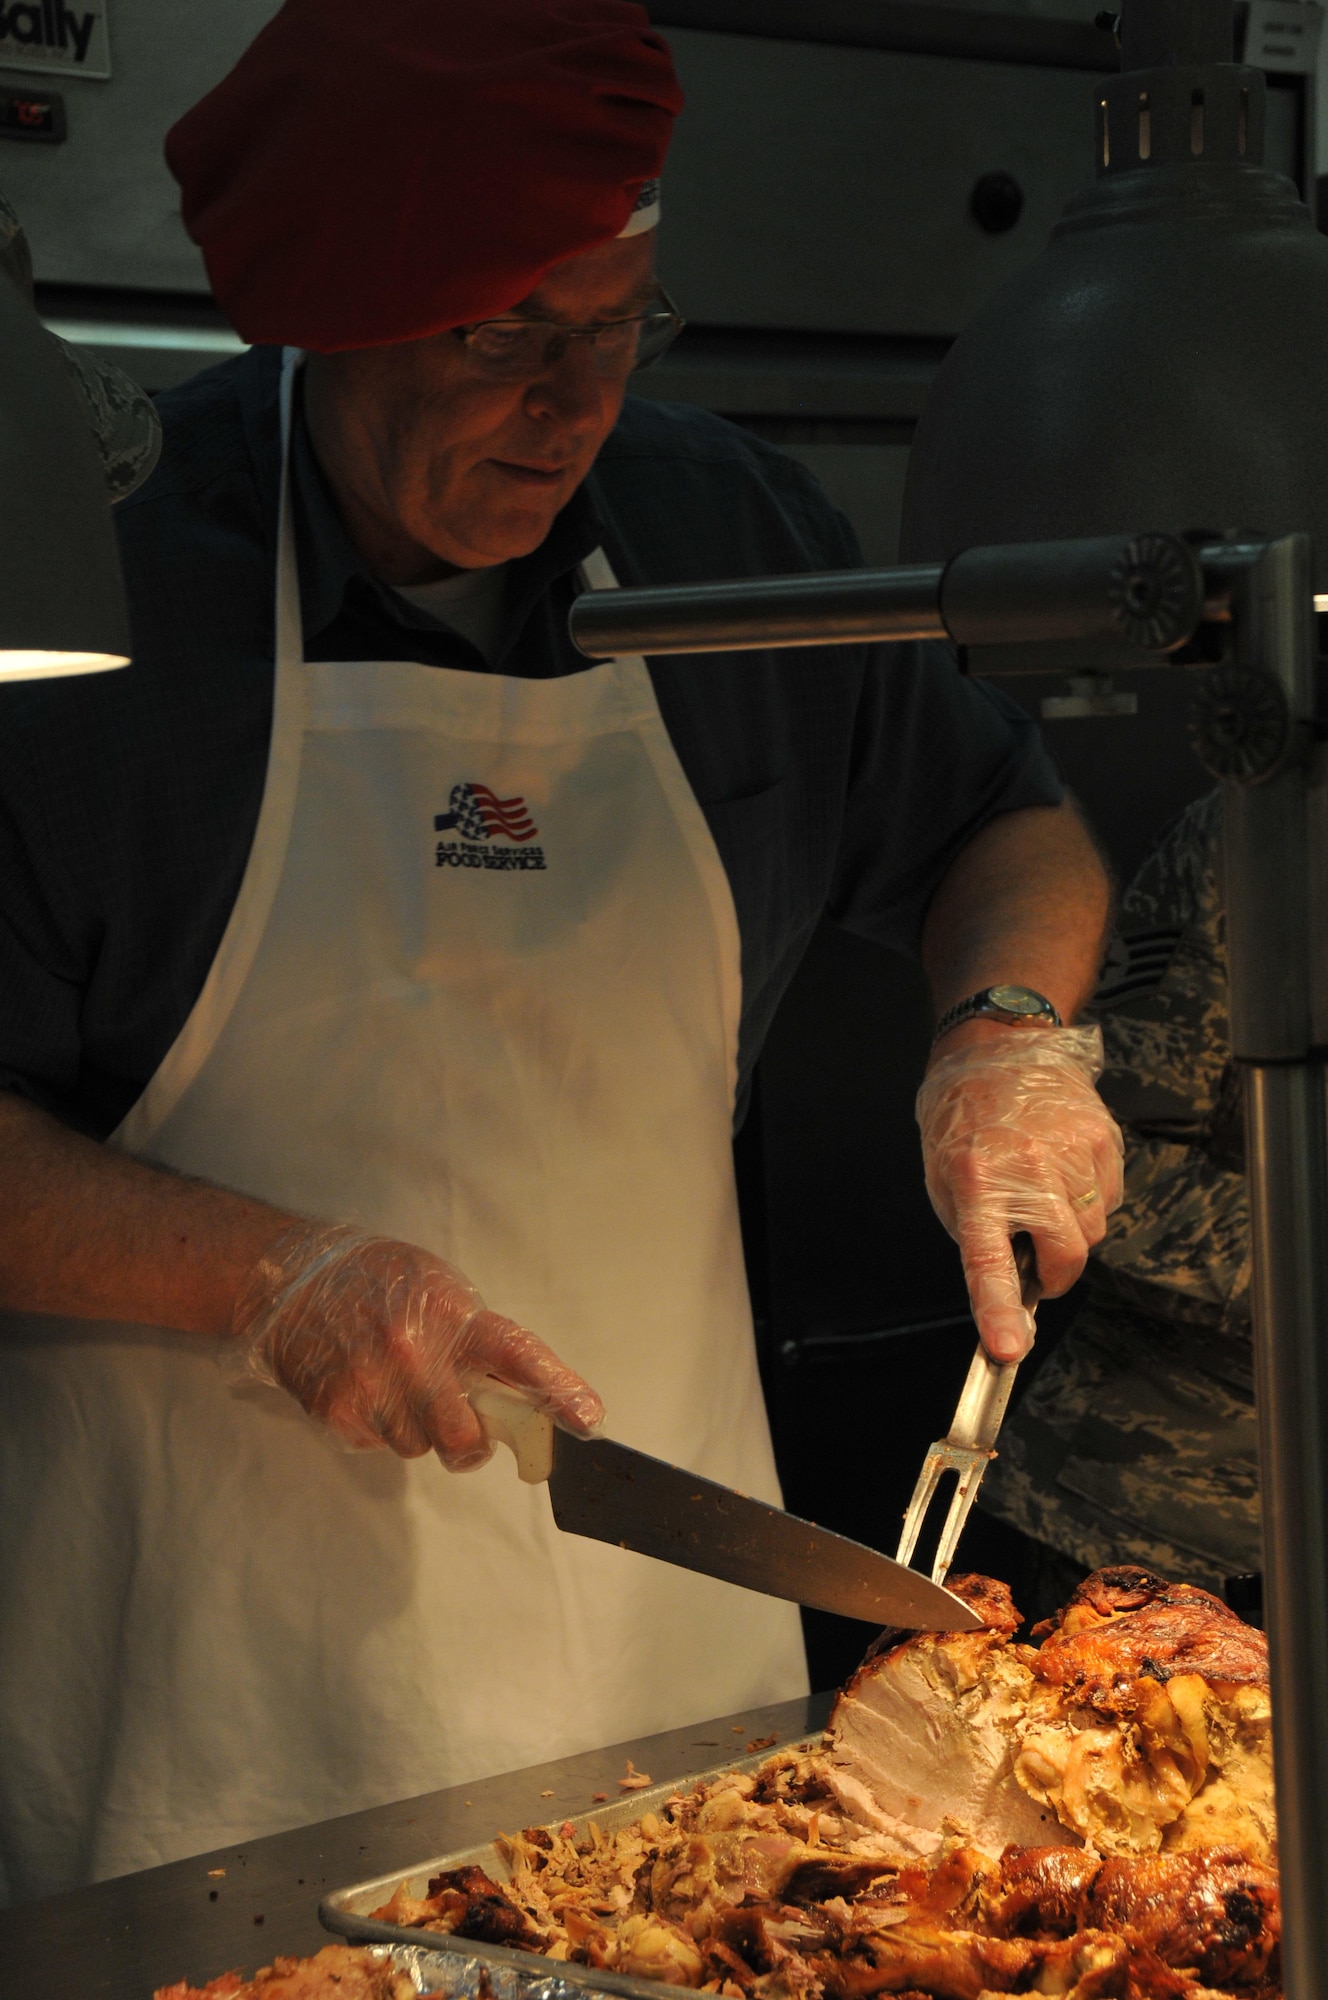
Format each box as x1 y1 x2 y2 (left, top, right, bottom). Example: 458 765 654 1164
896 1233 1041 1585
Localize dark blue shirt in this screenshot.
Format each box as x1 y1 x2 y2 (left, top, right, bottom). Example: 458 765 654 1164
0 345 1061 1140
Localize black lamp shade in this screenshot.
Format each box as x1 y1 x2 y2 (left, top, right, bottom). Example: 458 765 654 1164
0 268 130 676
899 0 1328 591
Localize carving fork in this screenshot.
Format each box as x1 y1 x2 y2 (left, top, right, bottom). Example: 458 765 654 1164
896 1234 1042 1585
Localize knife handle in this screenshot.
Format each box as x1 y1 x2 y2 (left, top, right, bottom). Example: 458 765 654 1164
470 1383 555 1484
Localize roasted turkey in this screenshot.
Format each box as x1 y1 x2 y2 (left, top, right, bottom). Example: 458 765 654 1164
359 1567 1280 2000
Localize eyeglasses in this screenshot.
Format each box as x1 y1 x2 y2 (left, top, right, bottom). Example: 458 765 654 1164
453 288 685 382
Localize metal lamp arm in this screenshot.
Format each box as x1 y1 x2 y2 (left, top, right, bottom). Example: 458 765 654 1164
569 531 1207 662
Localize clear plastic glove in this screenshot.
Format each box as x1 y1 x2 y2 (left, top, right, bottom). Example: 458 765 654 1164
916 1025 1124 1363
225 1221 604 1468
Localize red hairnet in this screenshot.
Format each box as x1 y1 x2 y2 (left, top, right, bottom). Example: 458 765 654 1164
166 0 683 352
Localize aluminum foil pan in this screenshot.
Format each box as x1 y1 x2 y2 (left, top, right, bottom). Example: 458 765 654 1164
370 1941 600 2000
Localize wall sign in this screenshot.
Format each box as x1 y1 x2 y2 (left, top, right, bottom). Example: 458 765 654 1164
0 0 109 81
1244 0 1323 76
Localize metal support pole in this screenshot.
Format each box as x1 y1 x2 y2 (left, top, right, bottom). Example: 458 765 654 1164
1244 1063 1328 2000
1220 532 1328 2000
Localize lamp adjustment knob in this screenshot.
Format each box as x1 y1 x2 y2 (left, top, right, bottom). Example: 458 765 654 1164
1189 664 1292 782
1109 533 1204 651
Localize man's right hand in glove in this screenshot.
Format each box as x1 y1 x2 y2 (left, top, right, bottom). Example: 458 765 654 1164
0 1093 602 1468
229 1222 603 1466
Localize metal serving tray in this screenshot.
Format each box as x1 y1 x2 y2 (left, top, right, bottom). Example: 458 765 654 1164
321 1731 817 2000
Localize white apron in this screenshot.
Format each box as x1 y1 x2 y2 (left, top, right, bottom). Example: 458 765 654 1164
0 354 806 1906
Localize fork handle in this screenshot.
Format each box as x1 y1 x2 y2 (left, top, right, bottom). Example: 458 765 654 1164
947 1343 1019 1451
948 1233 1039 1451
1013 1231 1042 1310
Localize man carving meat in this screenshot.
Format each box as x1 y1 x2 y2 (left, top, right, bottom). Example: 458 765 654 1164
0 0 1120 1902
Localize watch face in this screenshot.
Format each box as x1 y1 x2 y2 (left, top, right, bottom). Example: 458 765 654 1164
988 983 1049 1017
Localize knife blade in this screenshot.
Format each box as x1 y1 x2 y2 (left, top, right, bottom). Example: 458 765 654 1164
472 1385 982 1632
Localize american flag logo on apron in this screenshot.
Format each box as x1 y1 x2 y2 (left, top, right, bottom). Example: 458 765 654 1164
434 782 539 844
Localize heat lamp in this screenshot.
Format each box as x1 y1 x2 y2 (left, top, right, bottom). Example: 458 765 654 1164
0 263 130 678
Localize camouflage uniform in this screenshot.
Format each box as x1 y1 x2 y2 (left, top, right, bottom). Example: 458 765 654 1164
979 788 1261 1590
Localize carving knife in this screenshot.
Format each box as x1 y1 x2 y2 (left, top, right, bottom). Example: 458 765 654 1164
472 1384 982 1632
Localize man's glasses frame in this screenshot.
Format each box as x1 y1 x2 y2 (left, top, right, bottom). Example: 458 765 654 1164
452 287 686 382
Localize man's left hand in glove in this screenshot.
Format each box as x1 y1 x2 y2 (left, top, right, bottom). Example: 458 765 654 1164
917 799 1124 1362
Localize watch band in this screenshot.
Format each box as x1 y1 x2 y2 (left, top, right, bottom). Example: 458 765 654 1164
932 983 1062 1045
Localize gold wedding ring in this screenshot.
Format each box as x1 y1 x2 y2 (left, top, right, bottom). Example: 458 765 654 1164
1070 1187 1100 1210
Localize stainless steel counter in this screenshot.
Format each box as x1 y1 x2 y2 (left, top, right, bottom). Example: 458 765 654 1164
0 1693 832 2000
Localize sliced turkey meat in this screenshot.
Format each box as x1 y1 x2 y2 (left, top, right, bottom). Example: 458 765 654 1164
824 1575 1065 1857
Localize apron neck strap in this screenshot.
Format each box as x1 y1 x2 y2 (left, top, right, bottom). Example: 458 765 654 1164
275 349 308 673
578 546 621 594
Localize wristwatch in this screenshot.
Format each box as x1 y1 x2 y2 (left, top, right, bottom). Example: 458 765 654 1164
932 983 1062 1046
